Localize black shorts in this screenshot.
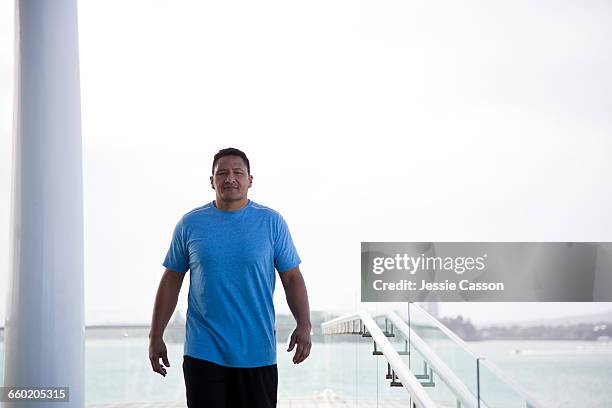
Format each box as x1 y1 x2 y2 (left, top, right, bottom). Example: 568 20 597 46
182 355 278 408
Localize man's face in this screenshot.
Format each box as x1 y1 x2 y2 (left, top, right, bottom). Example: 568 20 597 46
210 155 252 203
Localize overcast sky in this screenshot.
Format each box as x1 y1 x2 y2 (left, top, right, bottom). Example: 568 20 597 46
1 0 612 325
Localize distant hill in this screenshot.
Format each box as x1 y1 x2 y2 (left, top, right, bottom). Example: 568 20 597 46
436 312 612 341
476 309 612 329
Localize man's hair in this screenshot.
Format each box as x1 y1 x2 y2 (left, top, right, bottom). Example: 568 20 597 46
212 147 251 175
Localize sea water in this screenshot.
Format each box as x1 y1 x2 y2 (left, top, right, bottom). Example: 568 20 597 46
1 340 611 407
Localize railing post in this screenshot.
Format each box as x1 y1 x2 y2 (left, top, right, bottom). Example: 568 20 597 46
477 357 483 408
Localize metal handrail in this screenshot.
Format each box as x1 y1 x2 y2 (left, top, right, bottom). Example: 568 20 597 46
322 311 438 408
384 310 481 408
410 303 550 408
410 303 480 359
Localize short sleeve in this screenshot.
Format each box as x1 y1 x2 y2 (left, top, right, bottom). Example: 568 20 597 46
163 217 189 273
274 214 301 273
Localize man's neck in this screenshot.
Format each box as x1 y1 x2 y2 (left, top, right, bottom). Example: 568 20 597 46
214 197 249 212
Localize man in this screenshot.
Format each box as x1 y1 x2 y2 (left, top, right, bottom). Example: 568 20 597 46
149 147 311 408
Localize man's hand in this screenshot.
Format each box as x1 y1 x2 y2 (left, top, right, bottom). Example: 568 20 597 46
149 336 171 377
148 269 185 377
287 324 312 364
279 267 312 364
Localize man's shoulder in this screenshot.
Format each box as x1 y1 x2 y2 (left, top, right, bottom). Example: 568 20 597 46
181 202 214 222
249 201 283 219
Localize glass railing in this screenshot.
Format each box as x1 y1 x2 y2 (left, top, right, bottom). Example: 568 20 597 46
85 335 380 405
406 304 481 403
365 319 413 407
1 308 554 407
322 313 437 407
321 306 550 408
321 320 412 406
85 337 185 404
276 336 353 401
373 314 467 407
479 360 528 408
6 327 413 406
406 303 547 408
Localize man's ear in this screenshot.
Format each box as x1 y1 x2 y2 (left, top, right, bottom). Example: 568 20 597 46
210 175 215 189
248 175 253 188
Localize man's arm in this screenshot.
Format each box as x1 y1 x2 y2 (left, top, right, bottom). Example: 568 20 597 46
148 268 186 377
278 266 311 364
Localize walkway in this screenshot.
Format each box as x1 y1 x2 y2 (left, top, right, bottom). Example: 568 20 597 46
87 398 415 407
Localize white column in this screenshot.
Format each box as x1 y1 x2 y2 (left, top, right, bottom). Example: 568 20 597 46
3 0 84 407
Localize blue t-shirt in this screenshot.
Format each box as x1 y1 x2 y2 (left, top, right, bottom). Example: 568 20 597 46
163 200 301 367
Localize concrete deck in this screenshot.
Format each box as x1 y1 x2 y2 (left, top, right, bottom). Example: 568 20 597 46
87 398 415 407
